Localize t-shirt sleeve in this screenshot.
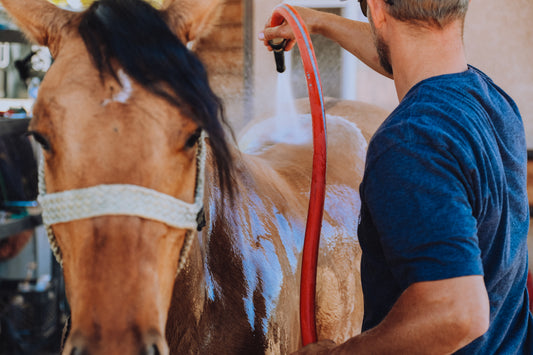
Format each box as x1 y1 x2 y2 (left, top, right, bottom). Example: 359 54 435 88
362 140 484 289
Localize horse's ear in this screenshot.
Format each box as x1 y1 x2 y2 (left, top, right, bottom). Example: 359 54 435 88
0 0 77 56
161 0 222 43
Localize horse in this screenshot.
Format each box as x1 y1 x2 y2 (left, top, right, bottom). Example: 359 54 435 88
0 0 388 353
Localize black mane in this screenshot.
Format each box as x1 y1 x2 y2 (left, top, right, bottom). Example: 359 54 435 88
79 0 234 198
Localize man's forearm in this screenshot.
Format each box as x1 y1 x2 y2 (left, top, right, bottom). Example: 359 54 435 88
261 6 391 79
331 277 489 354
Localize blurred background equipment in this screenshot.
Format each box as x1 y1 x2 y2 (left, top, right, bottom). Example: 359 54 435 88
0 119 67 355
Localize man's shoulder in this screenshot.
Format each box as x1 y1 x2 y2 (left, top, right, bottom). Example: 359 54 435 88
368 66 520 161
367 90 470 162
384 68 485 126
408 65 520 119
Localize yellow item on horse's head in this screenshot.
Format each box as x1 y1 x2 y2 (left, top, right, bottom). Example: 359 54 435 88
48 0 164 10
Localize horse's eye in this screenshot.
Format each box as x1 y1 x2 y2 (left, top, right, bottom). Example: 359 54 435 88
26 131 51 151
185 129 202 149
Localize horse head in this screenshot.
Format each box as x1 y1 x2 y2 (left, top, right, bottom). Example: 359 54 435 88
1 0 230 353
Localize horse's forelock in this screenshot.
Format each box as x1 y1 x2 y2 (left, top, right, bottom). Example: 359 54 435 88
78 0 235 199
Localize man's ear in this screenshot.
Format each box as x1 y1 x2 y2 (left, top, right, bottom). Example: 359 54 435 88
160 0 223 44
367 0 388 29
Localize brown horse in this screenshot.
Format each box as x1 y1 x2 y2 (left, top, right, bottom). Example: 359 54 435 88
1 0 387 353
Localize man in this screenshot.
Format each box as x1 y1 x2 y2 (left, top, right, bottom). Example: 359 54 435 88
260 0 533 353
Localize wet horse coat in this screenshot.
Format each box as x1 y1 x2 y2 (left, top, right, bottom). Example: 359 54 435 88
0 0 387 353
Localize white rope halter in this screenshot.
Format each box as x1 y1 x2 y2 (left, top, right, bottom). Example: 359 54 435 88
37 131 207 275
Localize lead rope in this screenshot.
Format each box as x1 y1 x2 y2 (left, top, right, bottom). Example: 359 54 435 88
176 132 207 275
38 131 207 276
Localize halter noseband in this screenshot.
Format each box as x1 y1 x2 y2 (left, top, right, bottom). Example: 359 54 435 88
37 131 207 275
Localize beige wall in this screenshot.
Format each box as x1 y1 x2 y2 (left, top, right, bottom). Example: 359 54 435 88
251 0 283 123
464 0 533 148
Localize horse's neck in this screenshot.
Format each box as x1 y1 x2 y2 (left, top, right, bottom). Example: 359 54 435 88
166 235 208 352
167 146 294 353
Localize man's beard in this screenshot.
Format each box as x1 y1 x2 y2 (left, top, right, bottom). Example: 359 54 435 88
369 12 394 76
375 33 393 76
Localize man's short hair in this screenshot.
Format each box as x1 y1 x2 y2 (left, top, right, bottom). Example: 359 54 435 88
385 0 469 28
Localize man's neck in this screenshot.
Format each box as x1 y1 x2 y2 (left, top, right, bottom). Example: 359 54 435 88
390 21 468 101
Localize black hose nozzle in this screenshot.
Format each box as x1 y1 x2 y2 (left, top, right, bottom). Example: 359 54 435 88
269 38 287 73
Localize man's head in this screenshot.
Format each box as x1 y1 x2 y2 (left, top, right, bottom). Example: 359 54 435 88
359 0 469 28
361 0 470 76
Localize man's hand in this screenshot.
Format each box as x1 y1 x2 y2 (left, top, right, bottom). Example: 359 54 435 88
291 339 337 355
258 6 322 52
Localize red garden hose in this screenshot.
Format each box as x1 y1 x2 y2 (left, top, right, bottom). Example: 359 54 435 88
270 4 327 346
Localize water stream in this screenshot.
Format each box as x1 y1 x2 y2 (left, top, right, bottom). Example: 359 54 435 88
274 72 299 132
239 72 310 154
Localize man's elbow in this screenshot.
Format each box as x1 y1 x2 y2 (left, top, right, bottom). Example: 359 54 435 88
449 297 490 347
461 304 489 341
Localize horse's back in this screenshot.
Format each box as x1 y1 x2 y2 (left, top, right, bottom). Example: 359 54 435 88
294 97 388 142
238 99 388 345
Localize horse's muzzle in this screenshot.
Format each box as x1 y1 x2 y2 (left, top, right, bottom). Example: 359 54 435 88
62 328 168 355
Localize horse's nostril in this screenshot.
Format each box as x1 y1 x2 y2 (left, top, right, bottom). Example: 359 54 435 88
65 330 88 355
143 344 161 355
70 347 85 355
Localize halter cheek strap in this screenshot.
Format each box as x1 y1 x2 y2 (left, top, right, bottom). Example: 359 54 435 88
38 131 207 275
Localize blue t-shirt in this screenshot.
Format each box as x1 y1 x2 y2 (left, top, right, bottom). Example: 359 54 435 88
358 65 533 354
